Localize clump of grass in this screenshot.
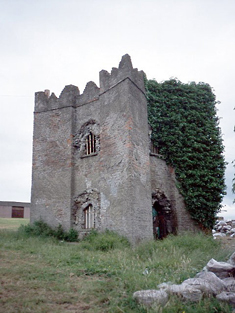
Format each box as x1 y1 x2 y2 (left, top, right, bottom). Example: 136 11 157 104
80 229 130 251
18 220 78 242
153 296 232 313
135 232 219 261
132 232 228 285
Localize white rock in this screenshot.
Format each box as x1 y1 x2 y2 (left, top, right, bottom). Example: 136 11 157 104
133 289 168 307
206 258 235 279
216 291 235 306
195 271 226 294
213 232 226 238
182 278 218 296
157 282 173 290
228 252 235 266
167 284 202 302
222 277 235 292
222 225 231 232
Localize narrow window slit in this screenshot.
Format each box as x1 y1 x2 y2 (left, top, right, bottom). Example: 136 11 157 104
151 141 159 154
84 204 95 229
85 132 96 156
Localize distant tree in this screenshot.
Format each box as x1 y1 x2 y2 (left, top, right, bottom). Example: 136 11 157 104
146 79 226 230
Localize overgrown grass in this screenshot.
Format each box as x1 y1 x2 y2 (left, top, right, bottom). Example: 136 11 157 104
0 222 234 312
18 219 78 242
80 229 130 251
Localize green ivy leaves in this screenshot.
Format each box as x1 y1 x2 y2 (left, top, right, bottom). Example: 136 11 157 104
146 79 226 230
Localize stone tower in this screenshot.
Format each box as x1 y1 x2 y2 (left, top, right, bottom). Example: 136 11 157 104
31 55 154 244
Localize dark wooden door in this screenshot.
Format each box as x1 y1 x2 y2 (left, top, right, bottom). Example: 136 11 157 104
12 207 24 218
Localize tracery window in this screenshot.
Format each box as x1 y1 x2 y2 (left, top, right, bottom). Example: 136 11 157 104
85 132 96 156
73 120 100 158
73 189 100 232
84 204 95 229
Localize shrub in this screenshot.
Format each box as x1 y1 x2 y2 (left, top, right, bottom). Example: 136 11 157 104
54 224 65 240
63 228 79 242
18 220 78 242
18 220 53 237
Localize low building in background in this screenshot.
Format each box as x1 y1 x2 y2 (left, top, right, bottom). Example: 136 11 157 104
0 201 30 218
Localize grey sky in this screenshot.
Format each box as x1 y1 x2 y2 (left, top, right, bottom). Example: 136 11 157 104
0 0 234 218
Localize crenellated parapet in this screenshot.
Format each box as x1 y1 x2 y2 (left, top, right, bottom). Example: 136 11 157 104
59 85 80 107
34 82 100 112
35 90 54 112
34 54 145 113
35 54 145 112
35 85 80 113
99 54 145 94
76 81 100 106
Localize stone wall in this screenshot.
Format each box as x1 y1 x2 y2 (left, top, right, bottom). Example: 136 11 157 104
31 102 74 230
150 155 198 233
97 58 153 243
31 55 154 244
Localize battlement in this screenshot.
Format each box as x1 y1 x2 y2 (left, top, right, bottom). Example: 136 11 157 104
99 54 145 93
75 81 100 106
34 54 145 113
35 85 80 113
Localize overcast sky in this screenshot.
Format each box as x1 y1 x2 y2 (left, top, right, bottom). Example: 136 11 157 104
0 0 234 219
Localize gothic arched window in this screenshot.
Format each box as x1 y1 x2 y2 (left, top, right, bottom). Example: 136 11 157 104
84 204 95 229
85 132 96 156
73 120 100 158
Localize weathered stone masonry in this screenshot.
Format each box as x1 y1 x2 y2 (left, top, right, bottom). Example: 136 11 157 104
31 54 197 244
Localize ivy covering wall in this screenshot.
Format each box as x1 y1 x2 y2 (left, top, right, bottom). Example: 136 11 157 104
146 79 226 230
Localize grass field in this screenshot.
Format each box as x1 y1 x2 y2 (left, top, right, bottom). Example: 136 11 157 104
0 218 29 229
0 219 234 312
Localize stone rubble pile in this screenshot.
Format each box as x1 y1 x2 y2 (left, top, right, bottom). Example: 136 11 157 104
133 252 235 308
213 219 235 238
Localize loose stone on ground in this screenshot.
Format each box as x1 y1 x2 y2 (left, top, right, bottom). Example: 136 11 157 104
133 250 235 308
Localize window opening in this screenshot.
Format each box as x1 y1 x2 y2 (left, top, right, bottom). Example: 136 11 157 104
84 205 95 229
151 141 159 154
12 206 24 218
85 132 96 155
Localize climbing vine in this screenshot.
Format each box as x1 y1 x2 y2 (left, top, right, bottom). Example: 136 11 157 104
146 79 226 230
